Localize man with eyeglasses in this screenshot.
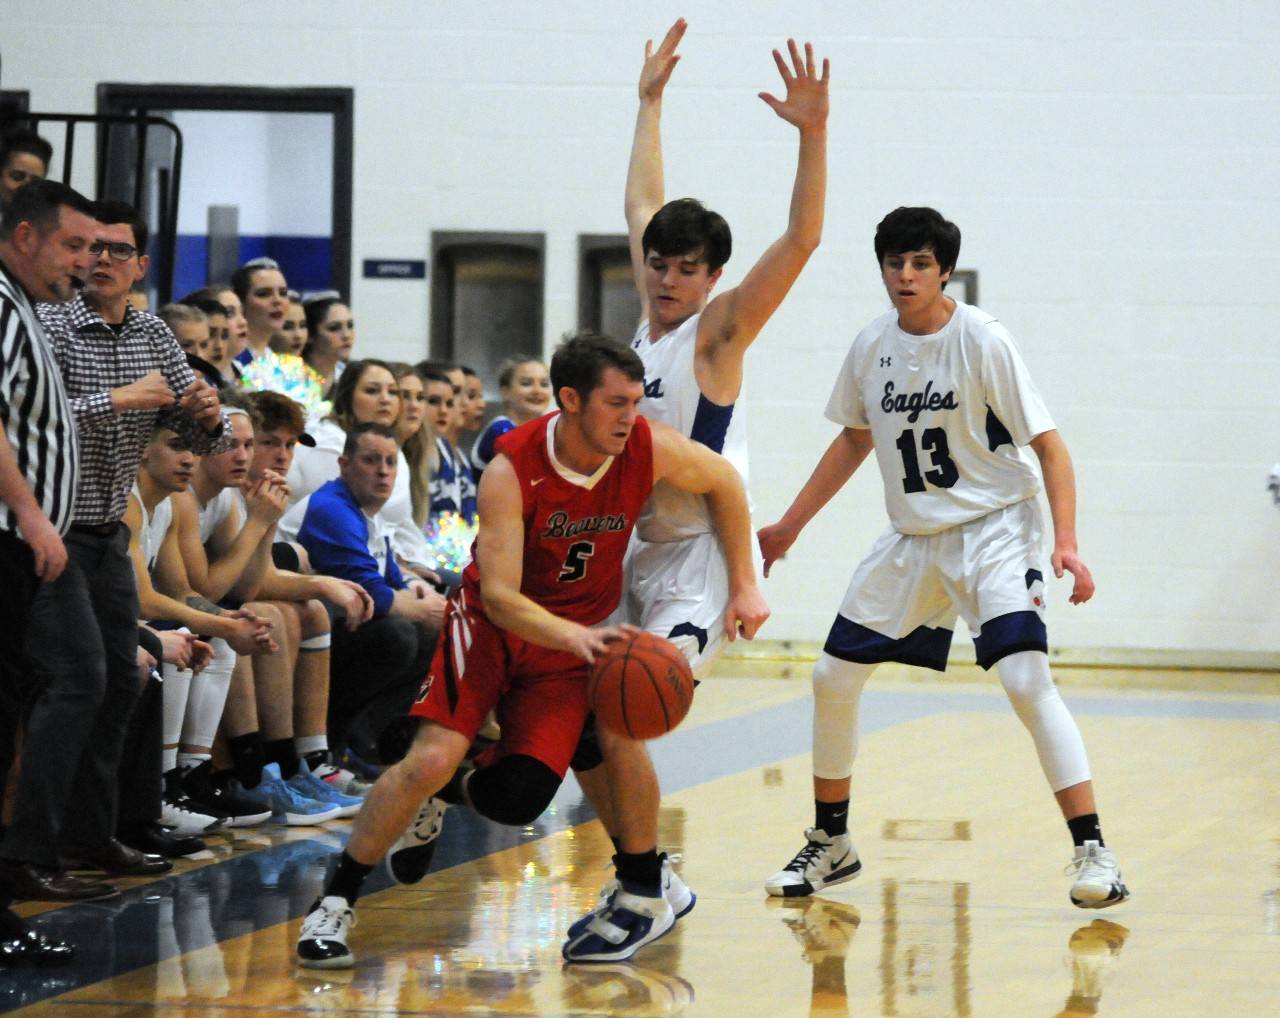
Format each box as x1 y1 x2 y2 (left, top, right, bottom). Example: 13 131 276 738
3 199 230 899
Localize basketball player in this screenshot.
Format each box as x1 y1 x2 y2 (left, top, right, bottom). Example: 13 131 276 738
571 17 828 912
296 334 767 968
759 207 1129 910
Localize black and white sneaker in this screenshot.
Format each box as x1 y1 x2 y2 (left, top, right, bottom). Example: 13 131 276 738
296 896 356 969
385 796 447 885
765 827 861 898
1067 841 1130 909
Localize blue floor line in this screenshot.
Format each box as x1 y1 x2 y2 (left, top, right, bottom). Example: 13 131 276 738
3 685 1275 1010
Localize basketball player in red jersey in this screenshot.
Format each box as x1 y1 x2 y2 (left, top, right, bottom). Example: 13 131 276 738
297 334 768 969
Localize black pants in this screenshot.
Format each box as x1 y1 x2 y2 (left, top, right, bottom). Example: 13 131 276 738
0 530 41 908
2 524 140 865
326 608 435 757
117 665 162 833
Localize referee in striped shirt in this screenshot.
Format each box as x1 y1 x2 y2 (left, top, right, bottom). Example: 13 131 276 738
0 178 96 960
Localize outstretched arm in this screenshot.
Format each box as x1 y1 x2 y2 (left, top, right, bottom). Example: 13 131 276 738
625 17 688 318
699 39 829 360
1030 430 1094 605
758 426 872 577
650 421 769 641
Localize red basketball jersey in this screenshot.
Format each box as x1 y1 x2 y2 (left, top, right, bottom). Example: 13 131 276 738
460 412 654 625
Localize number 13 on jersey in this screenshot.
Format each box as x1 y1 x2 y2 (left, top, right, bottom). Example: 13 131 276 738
895 427 959 493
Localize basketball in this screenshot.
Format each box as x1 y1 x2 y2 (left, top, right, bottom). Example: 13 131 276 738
588 631 695 740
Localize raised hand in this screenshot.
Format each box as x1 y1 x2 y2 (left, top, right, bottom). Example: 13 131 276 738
759 39 830 132
639 18 687 101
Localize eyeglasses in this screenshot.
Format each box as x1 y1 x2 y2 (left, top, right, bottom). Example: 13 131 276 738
89 240 138 261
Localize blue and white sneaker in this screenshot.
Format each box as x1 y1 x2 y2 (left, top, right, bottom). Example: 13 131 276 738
562 888 675 963
256 763 341 826
568 854 695 939
286 759 363 818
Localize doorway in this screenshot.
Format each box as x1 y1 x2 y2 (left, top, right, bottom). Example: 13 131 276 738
97 85 353 303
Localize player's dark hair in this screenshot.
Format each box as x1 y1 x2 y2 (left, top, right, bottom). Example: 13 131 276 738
342 421 398 458
245 389 306 437
641 197 732 273
874 207 962 284
93 198 149 252
549 332 643 410
0 177 95 240
1 128 53 171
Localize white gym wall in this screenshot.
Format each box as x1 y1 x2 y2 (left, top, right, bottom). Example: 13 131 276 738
6 1 1278 658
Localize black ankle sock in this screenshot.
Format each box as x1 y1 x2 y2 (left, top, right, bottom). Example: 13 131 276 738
1067 813 1104 848
435 763 472 806
302 749 330 772
610 835 623 854
614 850 662 894
326 851 374 904
266 738 300 779
816 799 850 837
228 732 265 789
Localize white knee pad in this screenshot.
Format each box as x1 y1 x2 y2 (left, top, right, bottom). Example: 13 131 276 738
810 654 875 781
996 650 1092 792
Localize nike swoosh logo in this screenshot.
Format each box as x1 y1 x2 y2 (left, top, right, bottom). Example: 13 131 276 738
531 478 545 487
829 851 849 870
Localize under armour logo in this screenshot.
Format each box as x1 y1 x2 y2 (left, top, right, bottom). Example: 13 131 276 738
644 378 665 399
880 357 892 367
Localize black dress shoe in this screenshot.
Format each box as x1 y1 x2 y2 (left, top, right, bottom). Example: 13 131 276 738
0 859 118 901
120 822 206 859
61 838 173 876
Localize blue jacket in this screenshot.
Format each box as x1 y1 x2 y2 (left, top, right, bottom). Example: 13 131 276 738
296 478 406 618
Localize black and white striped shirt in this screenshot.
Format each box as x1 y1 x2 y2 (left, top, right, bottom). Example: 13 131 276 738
37 294 228 526
0 261 79 536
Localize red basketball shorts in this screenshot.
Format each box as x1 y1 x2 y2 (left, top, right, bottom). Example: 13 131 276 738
409 587 590 778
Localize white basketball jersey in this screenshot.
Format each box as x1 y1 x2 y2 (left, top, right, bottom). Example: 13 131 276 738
132 485 174 574
198 486 240 545
630 312 750 542
826 301 1054 535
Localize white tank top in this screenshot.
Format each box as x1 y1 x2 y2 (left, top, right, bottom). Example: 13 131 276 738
630 312 750 541
198 486 240 544
132 485 174 574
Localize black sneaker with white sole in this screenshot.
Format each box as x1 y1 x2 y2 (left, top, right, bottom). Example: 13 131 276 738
296 896 356 969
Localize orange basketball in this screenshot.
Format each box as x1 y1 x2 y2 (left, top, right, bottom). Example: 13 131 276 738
588 631 694 740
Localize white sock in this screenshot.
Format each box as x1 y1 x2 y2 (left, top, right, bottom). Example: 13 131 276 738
161 661 193 762
181 637 235 749
294 734 328 759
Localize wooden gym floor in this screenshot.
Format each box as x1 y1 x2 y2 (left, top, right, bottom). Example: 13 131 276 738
3 664 1277 1016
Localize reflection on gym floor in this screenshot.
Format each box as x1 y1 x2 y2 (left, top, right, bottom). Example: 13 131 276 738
5 674 1278 1016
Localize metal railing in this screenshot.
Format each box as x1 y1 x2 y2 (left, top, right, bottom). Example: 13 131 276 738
7 111 183 305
